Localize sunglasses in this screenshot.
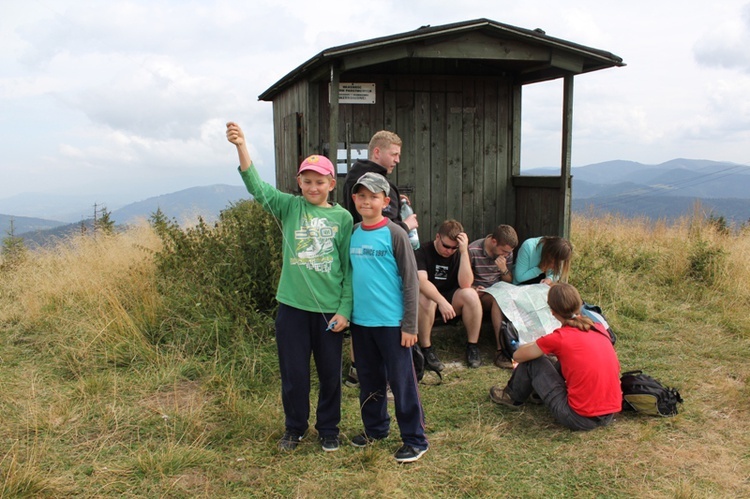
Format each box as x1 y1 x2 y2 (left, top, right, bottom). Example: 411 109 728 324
439 235 459 251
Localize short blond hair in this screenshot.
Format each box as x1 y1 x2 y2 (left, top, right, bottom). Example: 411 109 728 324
368 130 402 158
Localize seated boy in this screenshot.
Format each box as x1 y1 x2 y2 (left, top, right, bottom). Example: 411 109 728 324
415 220 483 369
468 224 518 368
348 172 429 463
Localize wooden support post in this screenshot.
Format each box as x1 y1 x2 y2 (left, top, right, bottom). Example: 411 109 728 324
559 74 574 239
328 63 340 171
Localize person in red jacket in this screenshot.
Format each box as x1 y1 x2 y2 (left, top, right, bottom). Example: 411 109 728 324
489 283 621 431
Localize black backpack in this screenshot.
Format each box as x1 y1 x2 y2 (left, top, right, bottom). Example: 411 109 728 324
412 346 442 384
581 303 616 344
620 370 683 417
499 319 521 357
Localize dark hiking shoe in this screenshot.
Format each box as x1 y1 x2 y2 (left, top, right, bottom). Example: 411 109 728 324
394 444 428 463
344 366 359 387
350 432 387 448
320 435 340 452
278 431 303 451
489 385 523 409
466 343 481 368
493 349 514 369
422 347 444 372
528 391 544 405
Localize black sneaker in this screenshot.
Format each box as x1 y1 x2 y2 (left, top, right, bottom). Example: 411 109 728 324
466 343 481 368
422 347 444 372
394 444 428 463
278 431 303 451
344 366 359 388
350 432 386 448
320 435 340 452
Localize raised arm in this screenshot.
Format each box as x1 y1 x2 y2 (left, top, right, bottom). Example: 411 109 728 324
226 122 252 171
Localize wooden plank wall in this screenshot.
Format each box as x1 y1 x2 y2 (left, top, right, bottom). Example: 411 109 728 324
271 80 311 194
280 75 519 243
512 176 564 244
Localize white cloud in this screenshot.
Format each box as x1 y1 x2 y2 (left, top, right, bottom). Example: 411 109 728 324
693 3 750 72
2 0 750 202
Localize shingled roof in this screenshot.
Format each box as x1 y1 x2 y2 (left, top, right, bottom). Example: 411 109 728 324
258 18 625 101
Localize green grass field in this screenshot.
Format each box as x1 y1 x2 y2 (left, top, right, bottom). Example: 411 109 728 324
1 214 749 497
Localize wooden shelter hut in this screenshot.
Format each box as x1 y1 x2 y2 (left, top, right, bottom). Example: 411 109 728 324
258 18 624 242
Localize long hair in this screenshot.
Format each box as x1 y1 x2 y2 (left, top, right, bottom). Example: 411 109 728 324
547 283 594 331
539 236 573 283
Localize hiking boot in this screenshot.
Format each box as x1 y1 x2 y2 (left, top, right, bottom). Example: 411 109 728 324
350 432 387 448
489 385 523 409
528 391 544 405
344 366 359 388
422 347 444 372
278 431 303 451
466 343 481 368
493 349 513 369
320 435 340 452
394 444 428 463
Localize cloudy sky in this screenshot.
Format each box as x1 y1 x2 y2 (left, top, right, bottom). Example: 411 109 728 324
2 0 749 209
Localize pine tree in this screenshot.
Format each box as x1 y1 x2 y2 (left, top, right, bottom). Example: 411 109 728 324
2 218 27 268
95 205 116 235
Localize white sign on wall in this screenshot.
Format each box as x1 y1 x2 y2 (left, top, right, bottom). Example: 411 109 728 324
331 82 376 104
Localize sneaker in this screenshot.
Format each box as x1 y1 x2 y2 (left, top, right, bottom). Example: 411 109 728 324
394 444 428 463
350 432 386 448
278 431 303 451
493 349 513 369
489 385 523 409
422 347 444 372
466 344 481 368
320 435 340 452
344 366 359 387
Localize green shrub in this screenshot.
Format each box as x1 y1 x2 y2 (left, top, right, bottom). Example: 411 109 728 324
150 200 282 355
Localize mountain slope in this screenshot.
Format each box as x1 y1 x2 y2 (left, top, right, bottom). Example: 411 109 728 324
111 184 249 225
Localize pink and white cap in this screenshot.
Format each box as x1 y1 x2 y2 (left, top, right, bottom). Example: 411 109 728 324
298 155 335 176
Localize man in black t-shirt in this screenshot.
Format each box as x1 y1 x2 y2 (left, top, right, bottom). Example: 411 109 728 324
415 220 483 370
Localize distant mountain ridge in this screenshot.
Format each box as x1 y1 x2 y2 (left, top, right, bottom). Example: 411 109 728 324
109 184 249 226
525 158 750 224
4 184 250 245
4 159 749 244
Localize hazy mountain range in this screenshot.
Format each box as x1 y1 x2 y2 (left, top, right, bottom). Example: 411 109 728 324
529 158 750 224
2 158 749 244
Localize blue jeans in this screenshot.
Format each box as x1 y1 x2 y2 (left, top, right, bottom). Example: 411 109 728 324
351 324 428 450
275 304 343 437
506 355 614 431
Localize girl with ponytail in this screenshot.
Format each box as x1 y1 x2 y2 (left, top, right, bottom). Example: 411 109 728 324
489 283 622 431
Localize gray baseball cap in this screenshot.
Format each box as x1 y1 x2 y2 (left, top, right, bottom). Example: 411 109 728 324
353 172 391 196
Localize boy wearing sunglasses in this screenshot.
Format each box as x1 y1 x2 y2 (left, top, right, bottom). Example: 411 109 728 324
414 220 483 370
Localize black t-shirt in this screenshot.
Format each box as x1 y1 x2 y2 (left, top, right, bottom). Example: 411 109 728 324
414 240 461 297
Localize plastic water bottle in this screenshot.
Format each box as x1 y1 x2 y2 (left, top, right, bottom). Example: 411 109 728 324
399 200 420 250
